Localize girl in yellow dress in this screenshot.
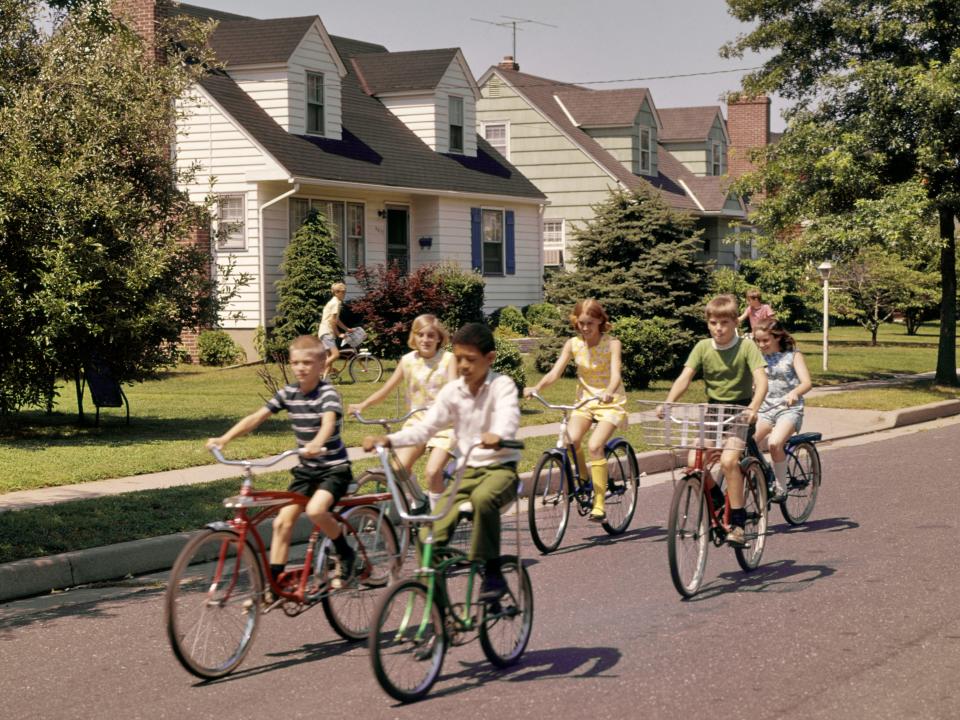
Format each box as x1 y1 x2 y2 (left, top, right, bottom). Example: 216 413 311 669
524 299 627 521
348 314 456 508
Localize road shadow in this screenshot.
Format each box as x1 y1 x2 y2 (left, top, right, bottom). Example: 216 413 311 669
687 558 837 602
769 516 860 536
534 524 666 558
419 645 622 703
195 637 361 686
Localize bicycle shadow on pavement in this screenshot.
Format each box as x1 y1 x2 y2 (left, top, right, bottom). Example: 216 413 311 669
768 516 860 536
688 558 837 602
421 645 622 702
542 524 666 558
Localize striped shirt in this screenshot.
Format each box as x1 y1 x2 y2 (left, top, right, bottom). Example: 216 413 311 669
265 382 349 468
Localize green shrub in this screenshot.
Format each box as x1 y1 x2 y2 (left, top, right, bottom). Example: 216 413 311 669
198 330 245 367
524 301 563 329
493 334 525 394
432 262 485 333
494 305 528 335
494 324 522 340
533 334 576 377
613 317 692 389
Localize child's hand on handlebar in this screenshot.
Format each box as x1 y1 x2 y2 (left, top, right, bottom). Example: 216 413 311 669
480 432 502 449
346 403 364 416
362 434 390 451
300 441 328 458
205 437 226 450
522 386 538 399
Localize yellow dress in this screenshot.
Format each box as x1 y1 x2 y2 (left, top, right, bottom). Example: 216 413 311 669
400 350 455 451
570 334 627 427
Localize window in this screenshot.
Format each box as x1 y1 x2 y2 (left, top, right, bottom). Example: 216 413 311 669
482 208 503 274
306 72 324 135
543 219 564 267
712 142 721 176
289 197 365 271
216 194 245 249
639 127 651 174
484 123 508 158
449 96 464 153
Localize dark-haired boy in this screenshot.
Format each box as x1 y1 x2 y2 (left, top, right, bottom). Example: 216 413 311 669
362 323 520 601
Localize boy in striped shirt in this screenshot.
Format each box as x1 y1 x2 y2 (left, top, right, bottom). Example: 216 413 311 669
207 335 358 588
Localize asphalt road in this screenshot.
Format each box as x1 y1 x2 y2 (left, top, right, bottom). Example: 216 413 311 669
2 419 960 719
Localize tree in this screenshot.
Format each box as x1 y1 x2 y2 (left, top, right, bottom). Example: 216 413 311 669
545 187 711 334
271 209 345 349
723 0 960 384
0 5 218 418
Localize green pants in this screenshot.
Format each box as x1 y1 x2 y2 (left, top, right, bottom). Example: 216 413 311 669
420 463 518 562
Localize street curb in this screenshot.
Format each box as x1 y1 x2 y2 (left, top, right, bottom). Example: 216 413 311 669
891 399 960 427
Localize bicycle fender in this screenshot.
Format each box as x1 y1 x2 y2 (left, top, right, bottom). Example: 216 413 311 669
205 521 235 532
604 437 628 452
788 432 822 446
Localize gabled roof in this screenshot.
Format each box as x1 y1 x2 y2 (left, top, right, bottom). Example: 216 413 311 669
352 48 479 98
192 36 544 201
208 16 347 76
554 88 659 129
659 106 727 143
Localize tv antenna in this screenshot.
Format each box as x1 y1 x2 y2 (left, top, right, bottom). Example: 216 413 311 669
470 15 558 62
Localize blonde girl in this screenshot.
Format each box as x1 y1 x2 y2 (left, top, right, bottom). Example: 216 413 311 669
752 319 813 500
524 299 626 521
348 314 456 507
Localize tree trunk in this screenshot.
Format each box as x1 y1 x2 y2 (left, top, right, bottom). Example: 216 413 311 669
74 366 86 424
936 207 958 385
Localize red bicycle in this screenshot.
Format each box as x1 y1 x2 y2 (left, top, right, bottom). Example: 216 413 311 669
164 448 400 679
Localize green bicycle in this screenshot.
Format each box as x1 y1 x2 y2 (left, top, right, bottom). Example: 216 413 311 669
367 439 533 703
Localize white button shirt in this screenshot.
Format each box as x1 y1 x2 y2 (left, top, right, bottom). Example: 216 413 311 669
388 371 520 467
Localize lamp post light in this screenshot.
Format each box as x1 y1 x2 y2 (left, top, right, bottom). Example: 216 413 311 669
817 261 833 371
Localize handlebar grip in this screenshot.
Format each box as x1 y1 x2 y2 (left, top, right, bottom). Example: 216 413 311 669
498 439 525 450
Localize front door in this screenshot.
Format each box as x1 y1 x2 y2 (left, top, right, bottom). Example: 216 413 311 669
386 208 409 275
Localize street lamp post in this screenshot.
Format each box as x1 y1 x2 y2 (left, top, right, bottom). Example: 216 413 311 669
818 261 833 371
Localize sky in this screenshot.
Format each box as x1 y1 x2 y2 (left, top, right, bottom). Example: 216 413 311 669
190 0 788 131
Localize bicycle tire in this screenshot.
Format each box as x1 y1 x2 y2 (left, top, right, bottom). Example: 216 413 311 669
348 353 384 383
369 580 446 703
165 529 262 679
735 458 768 572
322 505 400 641
479 556 534 668
528 452 570 554
781 442 821 525
601 439 639 536
666 473 710 598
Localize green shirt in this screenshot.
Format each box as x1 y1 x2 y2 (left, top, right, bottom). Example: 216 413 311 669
684 337 765 403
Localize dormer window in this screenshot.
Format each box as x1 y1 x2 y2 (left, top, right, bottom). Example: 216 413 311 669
307 72 325 136
639 127 651 174
449 96 464 153
712 142 723 176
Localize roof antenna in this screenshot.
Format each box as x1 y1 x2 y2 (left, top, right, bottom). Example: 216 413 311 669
470 15 558 64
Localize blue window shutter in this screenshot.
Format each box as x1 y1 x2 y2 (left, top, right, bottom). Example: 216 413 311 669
505 210 516 274
470 207 482 271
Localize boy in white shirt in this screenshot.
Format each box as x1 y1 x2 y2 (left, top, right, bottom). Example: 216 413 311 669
318 282 352 379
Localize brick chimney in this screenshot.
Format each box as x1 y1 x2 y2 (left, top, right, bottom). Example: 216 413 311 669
498 55 520 72
726 94 770 181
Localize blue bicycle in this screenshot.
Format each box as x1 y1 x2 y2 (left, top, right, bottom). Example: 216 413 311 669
746 429 822 525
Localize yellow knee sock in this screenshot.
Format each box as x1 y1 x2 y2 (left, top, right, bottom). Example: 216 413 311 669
588 459 608 517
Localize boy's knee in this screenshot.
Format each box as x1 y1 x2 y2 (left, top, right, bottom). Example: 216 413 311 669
273 514 295 536
587 439 605 458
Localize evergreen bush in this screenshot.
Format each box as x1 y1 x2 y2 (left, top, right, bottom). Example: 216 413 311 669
494 305 528 335
613 317 692 389
493 334 525 394
197 330 245 367
533 334 576 377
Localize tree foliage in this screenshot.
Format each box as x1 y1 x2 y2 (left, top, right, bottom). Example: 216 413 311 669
723 0 960 383
545 187 711 335
0 4 218 417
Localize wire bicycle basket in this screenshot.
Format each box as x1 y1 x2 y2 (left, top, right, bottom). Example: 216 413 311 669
635 401 750 450
342 327 367 349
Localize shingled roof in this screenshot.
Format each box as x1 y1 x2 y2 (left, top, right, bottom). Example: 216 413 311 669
175 3 250 22
351 48 463 95
193 35 543 200
659 106 725 142
554 88 657 128
207 16 328 68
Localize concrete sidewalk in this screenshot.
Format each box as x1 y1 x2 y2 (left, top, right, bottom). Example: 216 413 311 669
2 386 959 603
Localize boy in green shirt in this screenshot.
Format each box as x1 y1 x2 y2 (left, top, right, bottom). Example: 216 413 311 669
662 294 768 546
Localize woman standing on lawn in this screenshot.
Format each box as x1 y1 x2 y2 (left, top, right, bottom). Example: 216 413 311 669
348 314 456 509
524 299 626 522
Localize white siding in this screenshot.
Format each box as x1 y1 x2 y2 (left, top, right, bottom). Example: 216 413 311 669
288 23 343 140
381 94 438 149
435 59 477 157
229 67 292 131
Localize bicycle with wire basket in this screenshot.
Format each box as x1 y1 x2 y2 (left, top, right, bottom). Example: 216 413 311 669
328 327 384 383
367 438 532 703
637 401 768 598
164 447 400 679
525 392 641 554
351 408 472 562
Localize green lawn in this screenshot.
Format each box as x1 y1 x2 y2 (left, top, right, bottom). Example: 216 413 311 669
806 381 960 411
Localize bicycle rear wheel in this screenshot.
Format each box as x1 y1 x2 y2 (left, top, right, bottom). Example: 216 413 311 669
370 580 446 703
601 439 639 536
479 556 533 667
781 442 821 525
667 473 710 598
165 529 262 679
527 452 570 554
322 505 400 641
735 458 769 571
348 353 384 383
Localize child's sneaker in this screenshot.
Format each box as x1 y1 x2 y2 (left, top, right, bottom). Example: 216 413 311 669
726 526 746 547
479 558 507 601
330 548 359 589
770 485 788 503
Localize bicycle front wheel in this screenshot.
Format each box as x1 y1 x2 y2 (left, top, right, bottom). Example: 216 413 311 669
322 505 400 641
479 556 533 667
735 458 769 572
370 580 446 703
667 473 710 598
528 453 570 554
601 439 639 536
781 442 821 525
165 529 262 679
348 353 384 383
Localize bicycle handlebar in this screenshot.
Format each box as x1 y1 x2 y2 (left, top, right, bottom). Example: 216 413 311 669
209 447 309 468
526 391 601 412
352 408 428 427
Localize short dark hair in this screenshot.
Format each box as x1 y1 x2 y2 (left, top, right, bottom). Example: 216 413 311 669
452 322 495 354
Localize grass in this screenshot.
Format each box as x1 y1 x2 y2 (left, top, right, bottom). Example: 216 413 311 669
806 380 960 411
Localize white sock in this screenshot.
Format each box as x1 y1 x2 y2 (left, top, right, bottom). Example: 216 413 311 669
773 460 788 490
428 491 443 510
